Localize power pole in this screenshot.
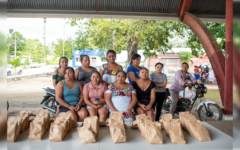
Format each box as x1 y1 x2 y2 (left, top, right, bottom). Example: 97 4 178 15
43 18 46 63
14 33 16 58
63 25 65 56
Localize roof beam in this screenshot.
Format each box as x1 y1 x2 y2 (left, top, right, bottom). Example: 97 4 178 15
178 0 192 20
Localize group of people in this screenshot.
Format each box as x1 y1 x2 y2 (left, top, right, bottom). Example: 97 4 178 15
194 65 215 85
52 50 196 123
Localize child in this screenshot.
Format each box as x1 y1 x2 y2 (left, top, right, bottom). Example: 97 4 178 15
202 72 206 84
208 68 215 85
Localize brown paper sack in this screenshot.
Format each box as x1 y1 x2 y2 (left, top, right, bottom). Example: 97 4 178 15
7 118 19 143
168 119 186 144
17 111 31 133
130 120 138 129
145 123 163 144
138 119 153 138
179 111 190 132
49 122 64 142
109 111 127 143
187 120 211 142
35 109 50 131
160 114 173 136
84 116 99 137
109 125 127 143
179 113 211 142
78 116 99 144
29 116 45 140
54 118 68 137
78 125 96 144
109 111 124 126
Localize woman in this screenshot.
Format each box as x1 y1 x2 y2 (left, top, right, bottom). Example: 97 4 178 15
149 62 167 121
52 57 68 117
99 50 123 85
55 67 88 122
126 54 142 84
132 68 156 121
194 66 200 83
209 67 215 85
105 71 137 122
83 71 108 122
75 55 96 86
169 62 196 115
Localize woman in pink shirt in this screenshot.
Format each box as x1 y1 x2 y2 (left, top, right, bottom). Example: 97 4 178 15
83 71 108 121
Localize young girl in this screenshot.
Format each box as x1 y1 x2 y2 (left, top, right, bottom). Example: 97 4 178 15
209 68 215 85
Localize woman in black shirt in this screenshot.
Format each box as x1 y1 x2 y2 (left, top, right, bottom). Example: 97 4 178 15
132 68 156 121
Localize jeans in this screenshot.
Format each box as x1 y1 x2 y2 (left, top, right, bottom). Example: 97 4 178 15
169 90 179 114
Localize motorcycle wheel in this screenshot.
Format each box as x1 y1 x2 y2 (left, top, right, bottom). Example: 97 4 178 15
198 103 223 121
42 98 56 117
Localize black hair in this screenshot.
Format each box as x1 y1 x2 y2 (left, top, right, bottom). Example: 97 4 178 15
130 54 141 65
59 57 68 68
64 66 75 75
91 71 101 78
116 70 127 78
182 62 189 68
80 54 89 62
106 50 116 62
155 62 164 68
139 67 149 72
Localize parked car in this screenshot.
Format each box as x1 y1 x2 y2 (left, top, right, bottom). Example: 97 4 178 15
7 64 23 76
30 62 41 68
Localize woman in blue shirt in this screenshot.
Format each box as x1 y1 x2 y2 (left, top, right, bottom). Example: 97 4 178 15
126 54 142 84
56 67 88 122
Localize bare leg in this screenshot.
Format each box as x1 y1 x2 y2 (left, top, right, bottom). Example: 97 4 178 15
55 106 60 117
77 107 88 122
98 107 108 122
68 110 78 122
136 107 146 115
146 108 154 121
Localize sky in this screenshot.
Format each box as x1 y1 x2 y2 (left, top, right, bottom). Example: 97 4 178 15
7 18 79 46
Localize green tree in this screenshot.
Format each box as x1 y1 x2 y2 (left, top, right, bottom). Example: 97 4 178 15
182 22 225 56
7 29 27 56
8 58 21 81
178 51 192 63
52 38 73 60
68 19 183 64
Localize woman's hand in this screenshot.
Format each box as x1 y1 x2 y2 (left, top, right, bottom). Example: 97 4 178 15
140 104 147 111
146 104 152 111
92 101 99 105
74 104 81 111
94 104 103 109
126 108 132 117
68 105 76 111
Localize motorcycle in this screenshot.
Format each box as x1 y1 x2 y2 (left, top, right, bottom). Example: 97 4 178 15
162 83 223 121
40 88 56 117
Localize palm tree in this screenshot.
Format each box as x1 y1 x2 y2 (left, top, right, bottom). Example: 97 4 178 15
8 58 21 81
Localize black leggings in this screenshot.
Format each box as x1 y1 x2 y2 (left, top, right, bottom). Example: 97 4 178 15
154 92 166 121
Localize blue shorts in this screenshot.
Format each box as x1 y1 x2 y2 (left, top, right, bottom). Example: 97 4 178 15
86 104 108 109
195 75 200 80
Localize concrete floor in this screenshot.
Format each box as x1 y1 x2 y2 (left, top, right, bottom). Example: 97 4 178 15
205 121 233 137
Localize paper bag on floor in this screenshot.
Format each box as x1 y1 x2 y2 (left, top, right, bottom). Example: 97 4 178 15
109 125 127 143
54 118 68 137
49 122 64 142
78 125 96 144
7 118 19 143
188 120 211 142
84 116 99 137
168 119 186 144
29 117 45 140
17 111 31 133
138 119 153 138
145 123 163 144
109 111 124 126
160 114 173 136
130 120 138 129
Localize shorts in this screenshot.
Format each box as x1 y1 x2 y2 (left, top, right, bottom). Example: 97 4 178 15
195 75 200 80
86 103 108 109
133 99 155 113
59 104 85 113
